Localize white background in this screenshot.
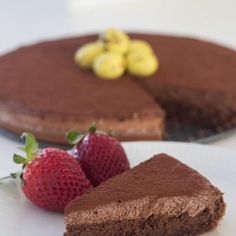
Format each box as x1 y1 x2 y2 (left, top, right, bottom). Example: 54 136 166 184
0 0 235 149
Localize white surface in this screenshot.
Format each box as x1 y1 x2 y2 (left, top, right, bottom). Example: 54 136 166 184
0 141 236 235
0 0 235 149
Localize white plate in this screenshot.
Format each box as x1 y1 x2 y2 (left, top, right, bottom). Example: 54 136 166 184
0 141 236 236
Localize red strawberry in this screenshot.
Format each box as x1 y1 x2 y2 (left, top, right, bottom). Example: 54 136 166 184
8 133 92 212
67 123 130 186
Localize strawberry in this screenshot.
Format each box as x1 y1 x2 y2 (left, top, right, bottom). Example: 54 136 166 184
5 133 92 212
67 123 130 186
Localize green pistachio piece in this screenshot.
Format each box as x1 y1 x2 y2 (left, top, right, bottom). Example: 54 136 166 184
93 52 125 80
129 39 153 54
127 51 159 77
74 41 105 68
102 28 130 55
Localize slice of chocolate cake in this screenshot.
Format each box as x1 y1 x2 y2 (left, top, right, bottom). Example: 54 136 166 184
64 154 225 236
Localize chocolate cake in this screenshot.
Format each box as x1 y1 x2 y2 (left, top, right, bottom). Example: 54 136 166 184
64 154 225 236
0 33 235 143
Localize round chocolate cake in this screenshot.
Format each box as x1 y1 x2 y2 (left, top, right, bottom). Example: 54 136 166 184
0 33 235 143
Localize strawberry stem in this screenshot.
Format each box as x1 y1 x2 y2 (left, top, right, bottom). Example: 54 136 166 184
0 176 12 181
0 172 21 182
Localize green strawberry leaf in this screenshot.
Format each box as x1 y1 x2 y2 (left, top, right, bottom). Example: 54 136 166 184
1 132 39 184
21 132 39 161
13 154 27 164
10 172 21 179
88 122 97 133
0 172 22 182
66 130 84 145
66 123 98 145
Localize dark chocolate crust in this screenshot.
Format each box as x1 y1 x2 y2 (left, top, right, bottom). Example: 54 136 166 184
64 154 225 236
64 198 225 236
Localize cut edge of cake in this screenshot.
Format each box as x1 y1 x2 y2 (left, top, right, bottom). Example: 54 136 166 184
0 102 165 143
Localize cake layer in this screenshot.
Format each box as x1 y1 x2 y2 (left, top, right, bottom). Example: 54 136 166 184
64 198 224 236
0 101 164 143
64 154 225 236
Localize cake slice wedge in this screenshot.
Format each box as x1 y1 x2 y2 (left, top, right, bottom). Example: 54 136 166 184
64 153 225 236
